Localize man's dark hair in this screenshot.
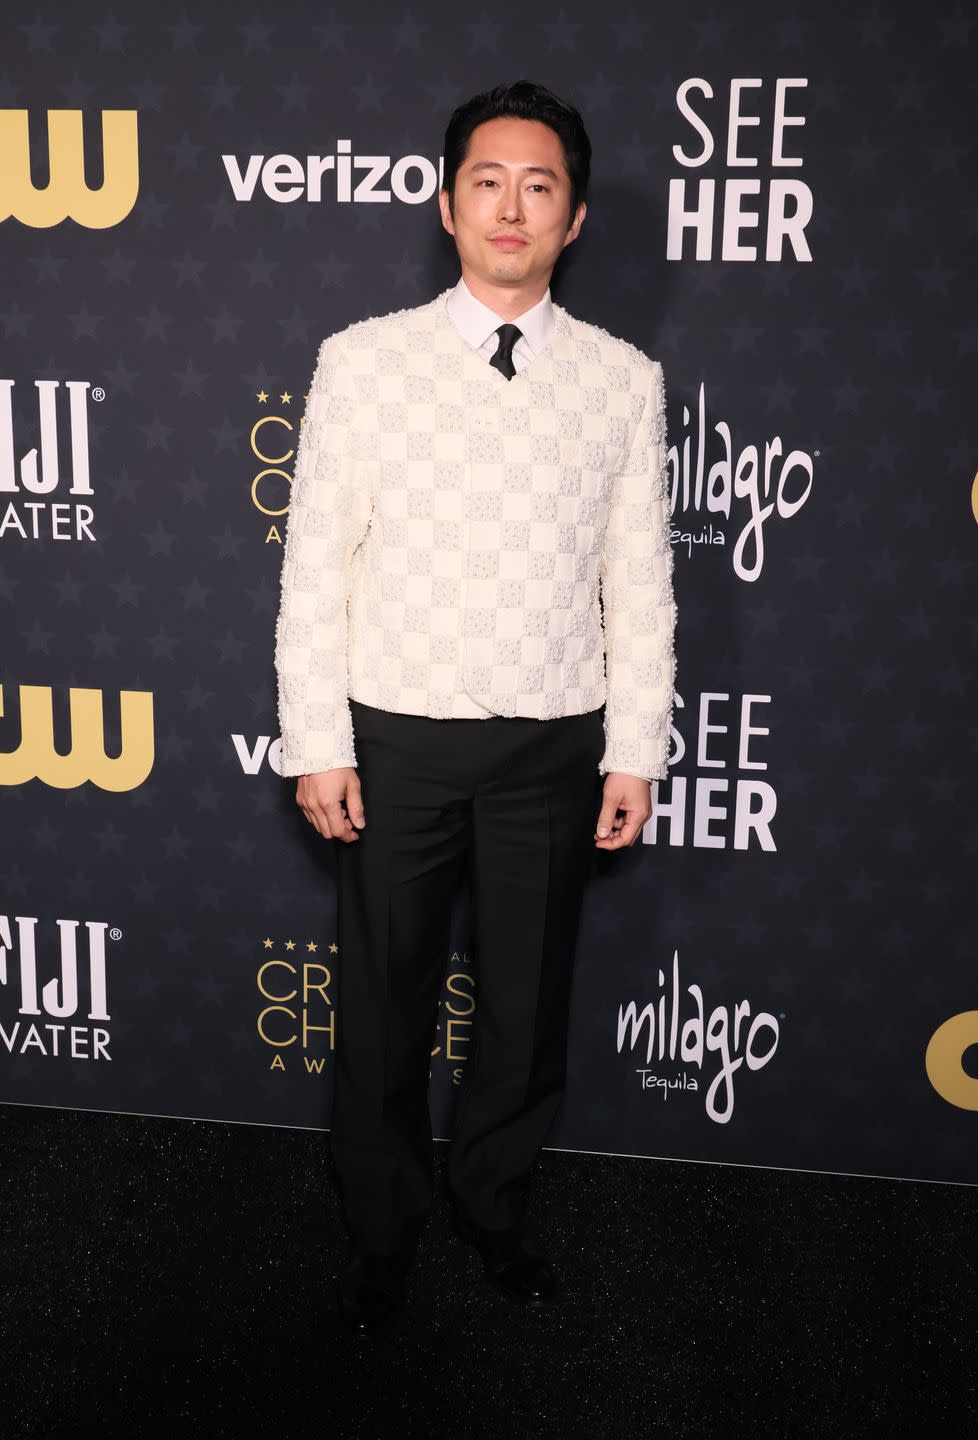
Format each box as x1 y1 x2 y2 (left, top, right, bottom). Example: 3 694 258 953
441 80 591 229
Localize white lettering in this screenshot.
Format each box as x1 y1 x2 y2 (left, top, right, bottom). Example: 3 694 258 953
618 950 780 1123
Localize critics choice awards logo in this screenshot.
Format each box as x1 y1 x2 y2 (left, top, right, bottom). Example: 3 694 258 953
255 937 476 1085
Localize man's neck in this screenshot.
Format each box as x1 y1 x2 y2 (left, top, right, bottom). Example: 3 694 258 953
458 269 551 322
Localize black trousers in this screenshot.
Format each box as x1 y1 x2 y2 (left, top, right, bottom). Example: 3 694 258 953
331 696 606 1255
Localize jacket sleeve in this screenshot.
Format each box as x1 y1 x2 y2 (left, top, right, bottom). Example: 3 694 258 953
274 334 373 778
597 358 677 783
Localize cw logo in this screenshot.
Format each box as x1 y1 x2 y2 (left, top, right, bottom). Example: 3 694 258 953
925 1011 978 1112
0 109 139 228
0 684 154 790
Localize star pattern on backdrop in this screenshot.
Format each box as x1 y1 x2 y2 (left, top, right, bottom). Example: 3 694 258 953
0 6 973 1186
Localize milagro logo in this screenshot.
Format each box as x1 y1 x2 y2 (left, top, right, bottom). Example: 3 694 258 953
616 949 780 1123
668 380 815 582
0 914 119 1060
0 377 100 543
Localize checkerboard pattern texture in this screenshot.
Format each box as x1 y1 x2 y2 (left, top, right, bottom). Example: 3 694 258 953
274 287 676 781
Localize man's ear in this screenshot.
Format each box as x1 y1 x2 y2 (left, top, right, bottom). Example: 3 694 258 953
438 187 455 236
564 200 587 248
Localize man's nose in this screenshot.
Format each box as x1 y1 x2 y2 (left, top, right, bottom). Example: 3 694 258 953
497 187 524 220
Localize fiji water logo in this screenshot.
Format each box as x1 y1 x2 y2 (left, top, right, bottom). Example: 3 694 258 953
616 949 780 1123
0 377 101 544
0 914 119 1060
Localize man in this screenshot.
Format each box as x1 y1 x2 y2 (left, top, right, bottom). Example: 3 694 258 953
274 80 677 1333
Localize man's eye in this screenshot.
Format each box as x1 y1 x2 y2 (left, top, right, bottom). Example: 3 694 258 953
477 180 548 191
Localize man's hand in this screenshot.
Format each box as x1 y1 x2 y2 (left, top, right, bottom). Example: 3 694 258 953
594 773 652 850
296 767 366 843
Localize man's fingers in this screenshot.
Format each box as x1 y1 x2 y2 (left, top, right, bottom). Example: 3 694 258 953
299 804 326 839
345 781 366 830
595 794 622 838
321 798 357 841
295 771 365 843
595 774 653 849
300 799 360 843
594 806 650 848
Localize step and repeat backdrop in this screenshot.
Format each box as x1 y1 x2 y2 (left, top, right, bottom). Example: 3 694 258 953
1 4 975 1186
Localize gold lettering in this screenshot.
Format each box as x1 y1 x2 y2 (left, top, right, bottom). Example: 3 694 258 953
302 962 332 1004
302 1008 335 1049
444 972 476 1016
445 1017 471 1061
257 959 297 1003
0 684 154 791
257 1004 297 1047
925 1011 978 1111
0 109 139 229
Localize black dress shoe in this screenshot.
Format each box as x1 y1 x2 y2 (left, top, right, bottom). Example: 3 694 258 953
452 1213 557 1305
336 1250 413 1334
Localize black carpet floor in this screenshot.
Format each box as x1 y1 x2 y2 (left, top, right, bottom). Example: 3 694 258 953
1 1102 974 1437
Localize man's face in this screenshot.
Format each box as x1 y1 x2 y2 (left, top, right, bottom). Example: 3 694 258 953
438 115 586 291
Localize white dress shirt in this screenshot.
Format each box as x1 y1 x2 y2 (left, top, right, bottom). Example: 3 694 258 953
446 273 555 374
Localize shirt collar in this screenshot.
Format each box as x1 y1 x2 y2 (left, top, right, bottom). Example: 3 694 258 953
446 273 554 358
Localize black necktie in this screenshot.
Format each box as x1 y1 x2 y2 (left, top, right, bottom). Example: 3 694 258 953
489 323 522 380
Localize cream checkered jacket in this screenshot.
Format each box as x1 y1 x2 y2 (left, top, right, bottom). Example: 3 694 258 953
274 287 677 782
